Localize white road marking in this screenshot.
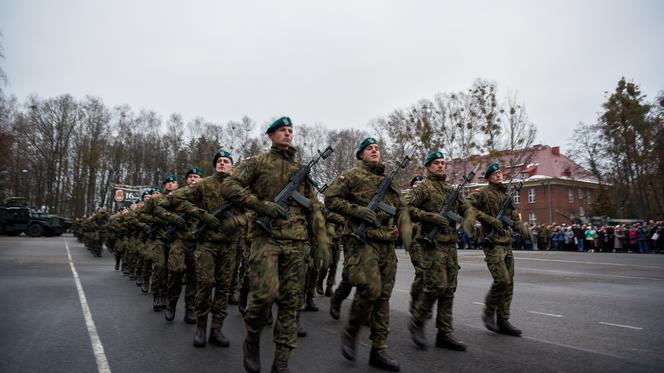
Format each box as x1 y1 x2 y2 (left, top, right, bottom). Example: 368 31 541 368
528 310 563 318
65 239 111 373
393 288 410 293
516 256 664 270
598 322 643 330
473 302 485 306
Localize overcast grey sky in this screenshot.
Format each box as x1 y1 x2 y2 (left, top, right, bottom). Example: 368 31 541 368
1 0 663 153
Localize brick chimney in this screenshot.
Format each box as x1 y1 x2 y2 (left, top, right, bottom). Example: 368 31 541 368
551 146 560 156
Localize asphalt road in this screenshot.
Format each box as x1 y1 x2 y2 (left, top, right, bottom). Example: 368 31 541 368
1 235 663 373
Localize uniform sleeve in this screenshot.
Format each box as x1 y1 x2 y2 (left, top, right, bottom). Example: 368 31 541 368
171 184 209 219
324 171 358 218
220 159 264 211
407 183 431 223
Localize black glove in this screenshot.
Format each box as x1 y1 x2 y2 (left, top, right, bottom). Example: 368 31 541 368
484 215 505 235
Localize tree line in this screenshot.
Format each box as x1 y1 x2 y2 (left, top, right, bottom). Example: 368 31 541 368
1 77 660 219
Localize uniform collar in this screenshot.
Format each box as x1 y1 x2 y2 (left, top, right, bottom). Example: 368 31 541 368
361 161 385 175
270 145 297 160
427 172 447 182
214 171 228 181
489 182 508 192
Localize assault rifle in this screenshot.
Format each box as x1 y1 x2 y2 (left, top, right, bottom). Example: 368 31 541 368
483 180 524 248
351 149 415 243
423 164 480 245
255 143 336 233
192 202 233 240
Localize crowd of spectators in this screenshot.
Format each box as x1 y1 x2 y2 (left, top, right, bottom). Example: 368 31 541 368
458 220 664 253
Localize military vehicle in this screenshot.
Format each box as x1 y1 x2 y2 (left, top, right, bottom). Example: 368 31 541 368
0 197 71 237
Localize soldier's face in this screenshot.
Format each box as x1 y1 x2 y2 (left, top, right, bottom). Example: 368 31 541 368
268 126 293 148
215 157 233 174
488 169 503 184
164 181 179 192
427 159 445 176
143 195 151 201
361 144 381 164
186 174 201 186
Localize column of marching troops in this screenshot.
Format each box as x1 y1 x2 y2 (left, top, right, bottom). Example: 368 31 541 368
72 117 530 373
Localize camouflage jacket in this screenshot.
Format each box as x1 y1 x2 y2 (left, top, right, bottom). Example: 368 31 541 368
220 145 320 241
325 210 345 240
154 185 199 241
408 173 471 244
138 196 170 240
468 182 524 247
325 161 405 242
173 172 245 243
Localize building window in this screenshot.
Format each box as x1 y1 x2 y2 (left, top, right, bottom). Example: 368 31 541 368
568 188 574 203
587 190 592 204
528 188 536 203
520 172 529 179
578 188 584 199
513 191 520 205
579 206 585 217
528 212 537 225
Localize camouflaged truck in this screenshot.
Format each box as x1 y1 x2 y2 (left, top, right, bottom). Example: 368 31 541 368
0 197 71 237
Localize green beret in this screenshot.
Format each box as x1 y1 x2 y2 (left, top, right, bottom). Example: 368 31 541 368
266 116 293 134
484 162 501 179
410 175 425 187
141 188 153 199
185 167 203 178
162 175 177 185
213 149 234 167
424 151 445 166
356 137 378 160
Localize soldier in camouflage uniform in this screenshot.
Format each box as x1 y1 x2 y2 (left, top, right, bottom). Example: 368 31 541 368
173 152 247 348
407 151 474 351
137 189 163 298
156 167 203 325
220 117 329 373
316 210 345 297
405 175 425 314
468 163 528 337
325 137 412 372
90 207 109 257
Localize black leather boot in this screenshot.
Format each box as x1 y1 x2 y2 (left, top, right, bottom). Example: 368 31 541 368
316 279 324 296
153 296 162 312
435 331 467 351
183 308 196 324
159 297 167 310
238 287 249 315
141 281 149 294
497 318 522 337
324 285 333 297
208 321 230 347
193 316 207 347
271 359 289 373
340 329 357 361
164 301 176 322
369 347 400 371
304 293 319 312
243 340 261 373
482 308 498 332
408 317 427 349
329 296 341 320
266 309 274 326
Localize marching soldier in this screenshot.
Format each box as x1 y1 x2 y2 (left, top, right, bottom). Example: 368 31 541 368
325 137 412 372
172 151 245 348
220 117 329 373
468 163 529 337
407 151 474 351
155 167 203 325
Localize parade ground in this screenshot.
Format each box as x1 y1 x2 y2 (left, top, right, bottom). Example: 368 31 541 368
1 235 662 373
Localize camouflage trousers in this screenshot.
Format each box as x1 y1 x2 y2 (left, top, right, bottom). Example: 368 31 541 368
407 240 424 314
229 240 247 295
123 237 138 274
483 246 514 320
194 241 236 326
303 243 317 297
244 237 307 355
166 238 197 311
318 238 341 288
138 239 154 287
345 236 397 349
330 237 353 304
150 239 170 299
410 241 459 333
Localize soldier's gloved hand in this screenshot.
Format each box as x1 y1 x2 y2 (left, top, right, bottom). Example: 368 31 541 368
169 214 186 228
423 213 449 229
353 206 378 226
484 215 505 234
258 201 288 219
201 213 222 229
219 217 239 232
